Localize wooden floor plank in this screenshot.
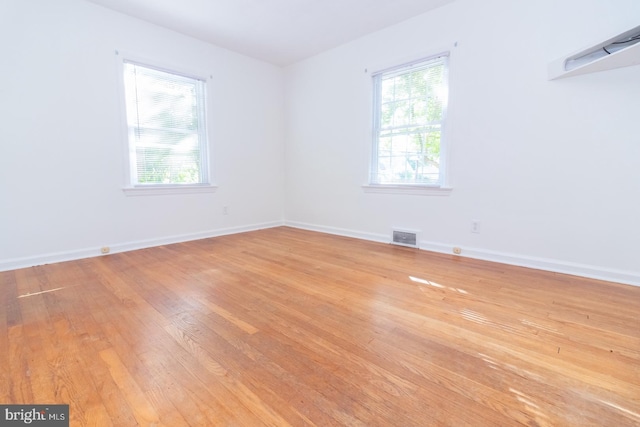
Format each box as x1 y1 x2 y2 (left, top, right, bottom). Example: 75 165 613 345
1 227 639 426
99 347 161 426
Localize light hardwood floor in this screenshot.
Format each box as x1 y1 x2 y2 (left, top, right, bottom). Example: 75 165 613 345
1 227 639 426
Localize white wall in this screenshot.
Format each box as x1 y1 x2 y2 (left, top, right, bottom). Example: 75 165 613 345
284 0 640 285
0 0 285 269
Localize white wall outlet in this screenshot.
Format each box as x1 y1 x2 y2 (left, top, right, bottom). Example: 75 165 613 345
471 220 481 234
223 206 229 215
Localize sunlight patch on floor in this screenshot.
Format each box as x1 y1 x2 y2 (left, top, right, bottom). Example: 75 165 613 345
18 286 68 298
409 276 468 294
599 400 640 422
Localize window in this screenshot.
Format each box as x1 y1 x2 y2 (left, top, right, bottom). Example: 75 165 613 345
121 59 211 191
369 54 449 190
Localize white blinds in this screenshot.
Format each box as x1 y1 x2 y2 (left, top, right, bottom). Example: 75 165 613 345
123 62 208 185
371 54 448 185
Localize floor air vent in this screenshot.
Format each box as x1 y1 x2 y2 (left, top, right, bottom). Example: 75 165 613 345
391 230 418 248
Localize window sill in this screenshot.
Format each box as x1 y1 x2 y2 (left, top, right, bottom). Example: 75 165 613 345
362 184 452 196
123 184 218 197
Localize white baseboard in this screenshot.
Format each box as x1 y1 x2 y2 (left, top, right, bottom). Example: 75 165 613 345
285 221 389 244
419 242 640 288
0 221 284 272
285 221 640 287
5 219 638 288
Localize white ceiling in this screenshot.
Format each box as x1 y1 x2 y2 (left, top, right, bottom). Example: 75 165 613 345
84 0 455 66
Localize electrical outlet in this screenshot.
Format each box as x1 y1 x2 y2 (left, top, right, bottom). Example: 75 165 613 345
100 247 110 254
453 247 462 255
223 206 229 215
471 220 481 234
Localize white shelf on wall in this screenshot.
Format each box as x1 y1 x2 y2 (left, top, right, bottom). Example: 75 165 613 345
548 25 640 80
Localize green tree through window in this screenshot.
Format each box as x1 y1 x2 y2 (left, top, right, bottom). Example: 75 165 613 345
371 55 449 186
123 62 208 185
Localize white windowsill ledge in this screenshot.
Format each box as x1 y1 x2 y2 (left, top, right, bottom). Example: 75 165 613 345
362 184 452 196
123 184 218 197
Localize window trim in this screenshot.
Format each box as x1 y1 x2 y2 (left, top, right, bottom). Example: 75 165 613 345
122 184 217 197
365 50 452 195
115 50 215 196
361 184 452 196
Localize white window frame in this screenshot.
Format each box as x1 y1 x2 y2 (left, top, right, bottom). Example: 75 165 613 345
363 51 452 196
115 50 216 196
